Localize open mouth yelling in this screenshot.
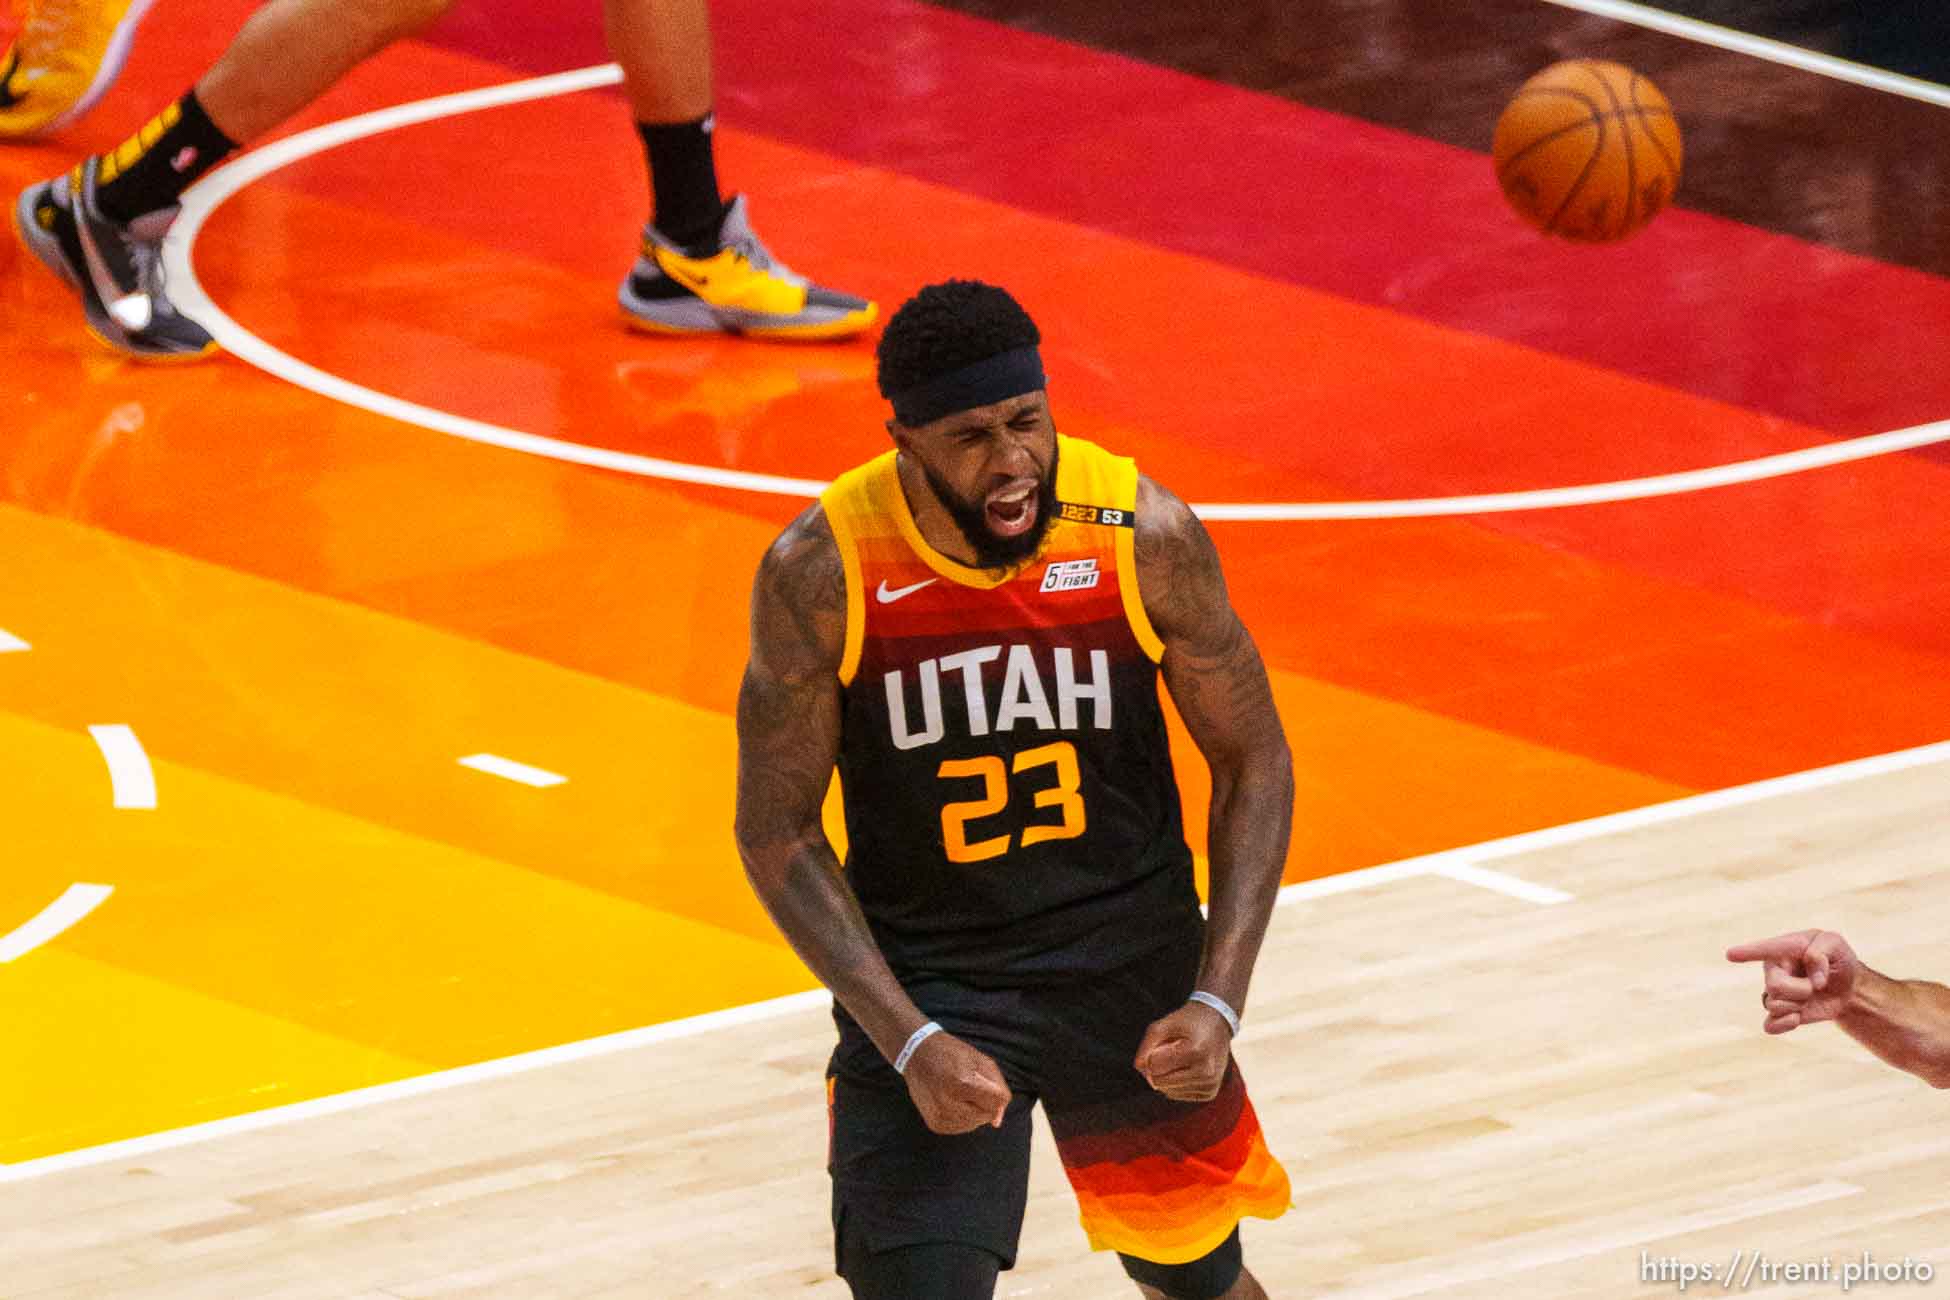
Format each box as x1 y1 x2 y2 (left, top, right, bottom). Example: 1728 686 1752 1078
986 480 1039 538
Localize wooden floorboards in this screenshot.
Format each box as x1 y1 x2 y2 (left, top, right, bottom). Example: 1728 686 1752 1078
6 759 1947 1296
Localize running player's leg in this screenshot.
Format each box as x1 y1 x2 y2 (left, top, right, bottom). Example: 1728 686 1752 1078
15 0 456 359
198 0 455 144
89 0 454 227
1036 926 1290 1296
604 0 876 338
602 0 715 243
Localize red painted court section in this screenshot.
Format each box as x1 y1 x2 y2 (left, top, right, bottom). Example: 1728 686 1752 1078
427 0 1950 438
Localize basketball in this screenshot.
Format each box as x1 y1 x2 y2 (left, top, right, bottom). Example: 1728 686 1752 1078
1493 59 1683 242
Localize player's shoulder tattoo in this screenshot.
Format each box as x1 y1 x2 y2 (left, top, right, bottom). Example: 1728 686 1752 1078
738 505 848 845
760 503 845 610
751 503 847 678
1134 475 1235 652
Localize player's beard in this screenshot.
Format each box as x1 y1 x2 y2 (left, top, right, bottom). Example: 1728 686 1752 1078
922 439 1061 569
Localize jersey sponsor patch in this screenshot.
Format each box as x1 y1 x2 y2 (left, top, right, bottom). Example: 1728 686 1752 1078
1055 501 1133 527
1040 557 1101 593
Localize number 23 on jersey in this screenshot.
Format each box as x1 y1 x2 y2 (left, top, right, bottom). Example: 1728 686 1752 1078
936 741 1087 863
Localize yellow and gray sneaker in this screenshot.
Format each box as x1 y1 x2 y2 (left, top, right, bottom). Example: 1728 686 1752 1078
14 158 218 360
619 194 877 340
0 0 159 138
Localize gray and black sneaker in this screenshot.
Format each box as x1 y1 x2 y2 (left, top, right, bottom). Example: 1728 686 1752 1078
14 157 218 361
618 193 877 340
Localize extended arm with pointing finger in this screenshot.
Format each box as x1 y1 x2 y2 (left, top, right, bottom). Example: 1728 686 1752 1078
1728 929 1950 1088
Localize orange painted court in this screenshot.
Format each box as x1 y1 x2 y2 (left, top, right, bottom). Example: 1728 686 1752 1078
3 0 1949 1292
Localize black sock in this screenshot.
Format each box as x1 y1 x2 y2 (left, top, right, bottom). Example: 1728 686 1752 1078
638 114 725 254
95 89 236 224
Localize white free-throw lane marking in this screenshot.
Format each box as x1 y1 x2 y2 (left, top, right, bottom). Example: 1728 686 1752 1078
162 70 1950 520
4 739 1943 1182
1268 846 1574 909
1276 738 1950 911
0 628 29 653
1539 0 1950 113
0 884 114 963
1426 862 1575 905
87 725 157 810
457 753 568 788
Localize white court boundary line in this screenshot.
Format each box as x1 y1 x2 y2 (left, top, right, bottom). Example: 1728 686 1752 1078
161 69 1950 520
0 884 114 964
1540 0 1950 112
457 753 569 788
1281 737 1950 908
86 724 157 810
3 737 1943 1183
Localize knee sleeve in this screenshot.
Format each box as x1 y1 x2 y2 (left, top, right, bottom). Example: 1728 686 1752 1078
1118 1227 1243 1300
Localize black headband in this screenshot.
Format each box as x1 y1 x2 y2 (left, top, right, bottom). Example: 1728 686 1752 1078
888 346 1046 427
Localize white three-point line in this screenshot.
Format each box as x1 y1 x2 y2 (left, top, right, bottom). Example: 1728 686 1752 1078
0 884 114 962
89 725 157 810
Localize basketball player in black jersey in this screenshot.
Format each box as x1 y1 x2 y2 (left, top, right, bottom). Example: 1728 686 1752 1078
735 281 1294 1298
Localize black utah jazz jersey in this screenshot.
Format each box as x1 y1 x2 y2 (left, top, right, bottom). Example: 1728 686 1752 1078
819 435 1199 981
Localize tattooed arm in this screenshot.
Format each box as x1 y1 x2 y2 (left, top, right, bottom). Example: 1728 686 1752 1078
734 505 926 1059
1136 476 1294 1028
734 506 1011 1130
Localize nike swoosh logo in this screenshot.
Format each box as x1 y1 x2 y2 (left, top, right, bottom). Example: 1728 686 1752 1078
654 254 715 291
876 578 937 604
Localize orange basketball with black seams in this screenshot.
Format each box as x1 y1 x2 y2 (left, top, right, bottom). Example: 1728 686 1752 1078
1494 59 1683 242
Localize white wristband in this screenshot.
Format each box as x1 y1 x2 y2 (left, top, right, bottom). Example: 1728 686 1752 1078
1188 991 1241 1036
893 1021 944 1075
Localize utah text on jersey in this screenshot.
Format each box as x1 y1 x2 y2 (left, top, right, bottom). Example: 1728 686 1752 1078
886 644 1113 749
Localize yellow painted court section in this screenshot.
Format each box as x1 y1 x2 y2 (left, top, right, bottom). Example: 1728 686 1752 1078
0 501 782 946
0 708 816 1164
3 504 1687 1164
1 947 429 1166
1262 670 1694 869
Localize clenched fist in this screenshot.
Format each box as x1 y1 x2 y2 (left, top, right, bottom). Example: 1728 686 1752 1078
1134 1000 1233 1102
902 1030 1012 1134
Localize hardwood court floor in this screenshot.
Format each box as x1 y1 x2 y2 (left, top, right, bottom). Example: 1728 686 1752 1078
3 758 1946 1297
1 0 1947 1287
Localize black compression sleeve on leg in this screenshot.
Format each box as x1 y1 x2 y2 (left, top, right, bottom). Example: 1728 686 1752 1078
839 1237 1004 1299
1118 1227 1243 1299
